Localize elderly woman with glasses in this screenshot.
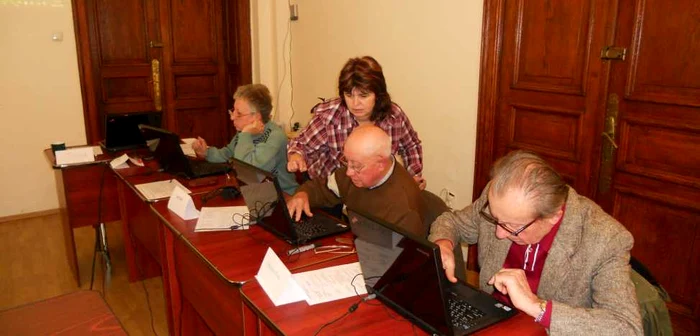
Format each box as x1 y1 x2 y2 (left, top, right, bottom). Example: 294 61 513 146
286 56 425 189
429 150 643 335
192 84 297 194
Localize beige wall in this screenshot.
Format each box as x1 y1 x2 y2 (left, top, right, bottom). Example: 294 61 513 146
0 2 85 217
254 1 484 208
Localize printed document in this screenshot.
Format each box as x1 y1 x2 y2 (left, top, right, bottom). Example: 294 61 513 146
55 147 96 165
293 262 366 305
195 206 251 231
135 179 191 201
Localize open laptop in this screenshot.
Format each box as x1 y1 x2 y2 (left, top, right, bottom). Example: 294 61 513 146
230 157 349 245
101 112 162 152
138 125 230 179
349 210 516 336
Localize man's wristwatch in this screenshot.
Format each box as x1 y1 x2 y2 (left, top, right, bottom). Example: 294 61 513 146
534 299 547 323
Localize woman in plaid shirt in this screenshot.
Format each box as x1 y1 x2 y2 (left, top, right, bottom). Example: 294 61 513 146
287 56 425 189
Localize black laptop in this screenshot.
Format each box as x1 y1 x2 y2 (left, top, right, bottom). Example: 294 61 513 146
230 157 349 245
138 125 230 179
101 112 162 152
350 210 516 336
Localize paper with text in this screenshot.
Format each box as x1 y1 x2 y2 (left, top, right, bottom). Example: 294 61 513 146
55 147 96 165
195 206 251 231
168 185 199 220
110 154 130 169
255 248 307 306
135 179 191 201
293 262 366 305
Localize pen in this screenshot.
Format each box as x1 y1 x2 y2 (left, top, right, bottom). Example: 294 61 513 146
287 243 315 256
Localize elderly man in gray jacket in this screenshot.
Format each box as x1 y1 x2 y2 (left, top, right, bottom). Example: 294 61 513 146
429 150 642 335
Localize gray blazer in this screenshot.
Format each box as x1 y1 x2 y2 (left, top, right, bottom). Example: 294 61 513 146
428 186 643 335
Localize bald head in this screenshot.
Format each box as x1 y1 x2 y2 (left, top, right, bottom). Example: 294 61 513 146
345 124 392 160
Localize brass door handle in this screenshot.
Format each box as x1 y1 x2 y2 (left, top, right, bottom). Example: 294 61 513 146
149 41 164 48
151 59 162 111
602 132 618 149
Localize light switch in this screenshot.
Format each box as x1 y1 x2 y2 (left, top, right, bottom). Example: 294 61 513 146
52 32 63 42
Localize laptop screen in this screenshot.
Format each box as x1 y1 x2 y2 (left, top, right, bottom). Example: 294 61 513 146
104 112 161 150
231 158 300 242
351 210 451 335
138 125 191 176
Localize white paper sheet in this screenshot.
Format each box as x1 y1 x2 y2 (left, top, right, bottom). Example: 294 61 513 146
135 179 191 201
255 248 308 306
55 147 96 165
292 262 366 305
92 146 103 156
195 206 251 231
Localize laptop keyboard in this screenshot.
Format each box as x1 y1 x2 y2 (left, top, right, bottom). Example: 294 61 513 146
190 161 229 177
447 297 485 330
294 218 328 239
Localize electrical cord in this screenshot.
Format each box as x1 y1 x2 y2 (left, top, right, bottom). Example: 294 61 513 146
90 163 109 292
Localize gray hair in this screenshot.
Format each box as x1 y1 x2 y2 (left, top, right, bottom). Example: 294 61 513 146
489 150 568 217
233 84 273 123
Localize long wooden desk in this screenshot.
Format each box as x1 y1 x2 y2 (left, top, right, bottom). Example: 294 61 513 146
50 151 549 335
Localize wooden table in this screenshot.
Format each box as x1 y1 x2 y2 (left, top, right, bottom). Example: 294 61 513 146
45 147 122 286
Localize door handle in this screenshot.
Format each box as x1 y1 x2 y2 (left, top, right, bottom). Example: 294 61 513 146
151 59 162 111
149 41 164 48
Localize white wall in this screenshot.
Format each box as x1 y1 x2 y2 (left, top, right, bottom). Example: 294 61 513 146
253 1 484 208
0 1 86 217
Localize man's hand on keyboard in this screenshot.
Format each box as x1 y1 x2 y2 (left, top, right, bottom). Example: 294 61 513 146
286 191 314 221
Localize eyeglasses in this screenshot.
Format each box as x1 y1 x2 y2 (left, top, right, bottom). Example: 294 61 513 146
339 156 366 173
479 200 538 236
228 108 255 118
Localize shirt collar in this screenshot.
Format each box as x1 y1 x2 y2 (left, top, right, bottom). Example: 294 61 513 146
369 156 395 189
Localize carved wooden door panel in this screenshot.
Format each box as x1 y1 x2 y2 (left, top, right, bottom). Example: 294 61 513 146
599 0 700 333
475 0 613 196
75 0 249 147
79 0 162 142
157 0 229 146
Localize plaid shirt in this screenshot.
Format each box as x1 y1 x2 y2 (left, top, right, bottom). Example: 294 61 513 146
288 98 423 179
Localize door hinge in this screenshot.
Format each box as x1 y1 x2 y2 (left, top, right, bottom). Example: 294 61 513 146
600 46 626 60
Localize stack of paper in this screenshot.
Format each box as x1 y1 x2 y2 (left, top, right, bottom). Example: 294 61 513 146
55 147 96 165
255 248 366 306
135 179 191 201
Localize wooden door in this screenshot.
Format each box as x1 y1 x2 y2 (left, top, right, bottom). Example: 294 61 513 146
476 0 699 334
73 0 251 147
599 0 700 333
475 0 613 197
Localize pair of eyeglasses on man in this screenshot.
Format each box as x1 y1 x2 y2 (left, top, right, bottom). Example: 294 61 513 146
479 200 538 236
338 155 366 173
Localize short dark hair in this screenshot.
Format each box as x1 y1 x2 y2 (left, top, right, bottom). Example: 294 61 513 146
234 84 273 123
338 56 393 123
490 150 569 217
